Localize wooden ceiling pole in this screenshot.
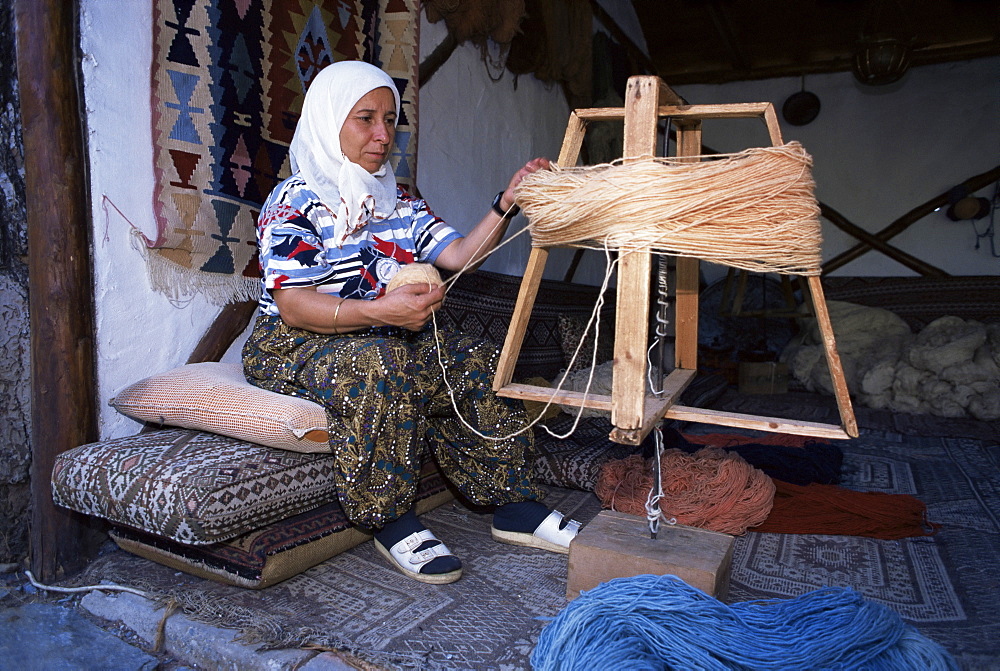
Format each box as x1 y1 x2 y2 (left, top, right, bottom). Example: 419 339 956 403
823 164 1000 274
16 0 102 581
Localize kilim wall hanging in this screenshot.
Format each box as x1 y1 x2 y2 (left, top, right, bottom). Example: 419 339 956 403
147 0 420 305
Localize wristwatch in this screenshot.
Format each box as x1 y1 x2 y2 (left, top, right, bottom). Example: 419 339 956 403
492 190 521 218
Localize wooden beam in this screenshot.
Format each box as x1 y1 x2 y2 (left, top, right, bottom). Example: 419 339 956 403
805 276 858 438
609 368 696 445
672 120 702 370
18 0 104 581
187 301 258 364
663 406 852 440
493 248 549 389
820 203 948 277
612 76 660 431
823 164 1000 274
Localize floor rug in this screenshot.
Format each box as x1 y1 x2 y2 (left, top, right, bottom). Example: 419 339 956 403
79 487 604 670
724 428 1000 671
77 427 1000 670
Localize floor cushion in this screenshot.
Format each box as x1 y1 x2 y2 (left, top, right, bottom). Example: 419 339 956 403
109 362 330 453
53 428 355 546
107 461 453 589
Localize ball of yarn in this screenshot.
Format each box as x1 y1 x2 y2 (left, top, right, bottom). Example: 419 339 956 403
385 262 443 292
531 574 958 671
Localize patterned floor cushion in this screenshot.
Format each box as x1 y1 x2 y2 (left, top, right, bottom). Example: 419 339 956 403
52 428 342 545
107 463 453 589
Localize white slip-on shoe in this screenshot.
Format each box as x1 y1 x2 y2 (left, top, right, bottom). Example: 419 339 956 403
491 510 581 554
374 529 463 584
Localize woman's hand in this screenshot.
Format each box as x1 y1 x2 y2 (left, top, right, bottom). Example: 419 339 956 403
498 157 552 212
436 157 553 272
375 283 446 331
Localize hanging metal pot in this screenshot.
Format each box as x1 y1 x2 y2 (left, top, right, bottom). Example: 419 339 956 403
782 77 821 126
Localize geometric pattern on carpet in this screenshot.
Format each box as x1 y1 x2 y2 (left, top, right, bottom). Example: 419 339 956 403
149 0 419 303
731 532 964 622
726 429 999 670
73 428 1000 670
77 487 604 671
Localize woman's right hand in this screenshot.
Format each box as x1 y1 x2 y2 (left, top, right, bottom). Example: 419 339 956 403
375 283 446 331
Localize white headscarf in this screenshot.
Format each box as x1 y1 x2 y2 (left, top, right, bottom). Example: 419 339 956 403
289 61 401 247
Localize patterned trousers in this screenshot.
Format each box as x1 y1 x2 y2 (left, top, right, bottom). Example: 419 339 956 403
243 316 543 528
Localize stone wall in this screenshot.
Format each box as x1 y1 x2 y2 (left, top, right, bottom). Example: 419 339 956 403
0 0 31 568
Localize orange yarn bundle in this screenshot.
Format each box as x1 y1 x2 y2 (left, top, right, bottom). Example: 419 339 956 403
755 480 941 540
595 448 775 535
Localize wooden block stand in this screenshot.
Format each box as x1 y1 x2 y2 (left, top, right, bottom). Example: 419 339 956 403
567 510 734 600
494 75 857 445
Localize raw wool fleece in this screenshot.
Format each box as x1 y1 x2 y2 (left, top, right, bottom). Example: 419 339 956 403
783 301 1000 420
555 360 617 419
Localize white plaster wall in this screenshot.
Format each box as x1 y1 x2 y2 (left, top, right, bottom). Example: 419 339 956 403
80 1 223 440
672 57 1000 282
417 0 646 288
416 15 569 280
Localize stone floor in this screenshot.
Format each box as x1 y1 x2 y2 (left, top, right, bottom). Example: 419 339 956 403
0 567 362 670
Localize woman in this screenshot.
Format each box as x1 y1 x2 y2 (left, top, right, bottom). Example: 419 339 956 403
243 60 579 584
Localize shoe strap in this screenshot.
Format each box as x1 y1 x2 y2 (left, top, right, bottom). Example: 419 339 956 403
405 543 454 567
534 510 581 547
390 529 455 568
395 529 438 553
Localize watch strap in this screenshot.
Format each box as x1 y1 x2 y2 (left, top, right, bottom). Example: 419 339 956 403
492 190 521 218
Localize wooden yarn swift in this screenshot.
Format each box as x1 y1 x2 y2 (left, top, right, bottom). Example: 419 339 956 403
493 75 858 445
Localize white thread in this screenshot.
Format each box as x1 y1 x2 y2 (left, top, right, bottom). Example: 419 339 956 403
24 570 149 598
431 222 620 442
644 426 677 536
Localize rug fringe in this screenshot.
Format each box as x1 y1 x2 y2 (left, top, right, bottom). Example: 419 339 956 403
131 228 261 307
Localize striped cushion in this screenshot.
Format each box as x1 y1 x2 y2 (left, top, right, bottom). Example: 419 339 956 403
109 362 330 453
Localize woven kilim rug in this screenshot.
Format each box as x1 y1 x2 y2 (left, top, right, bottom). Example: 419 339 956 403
77 423 1000 670
147 0 419 304
80 487 605 670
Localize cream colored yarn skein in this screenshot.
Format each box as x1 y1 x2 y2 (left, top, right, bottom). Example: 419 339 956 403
385 263 443 292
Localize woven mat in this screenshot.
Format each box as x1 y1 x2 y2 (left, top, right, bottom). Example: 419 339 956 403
704 425 998 671
78 428 1000 670
148 0 419 304
81 487 604 670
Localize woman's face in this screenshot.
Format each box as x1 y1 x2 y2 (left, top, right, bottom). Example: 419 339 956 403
339 86 397 174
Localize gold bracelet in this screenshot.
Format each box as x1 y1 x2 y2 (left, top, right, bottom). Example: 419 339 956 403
332 298 344 333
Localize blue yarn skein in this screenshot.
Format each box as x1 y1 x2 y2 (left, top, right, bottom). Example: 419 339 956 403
531 574 957 671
